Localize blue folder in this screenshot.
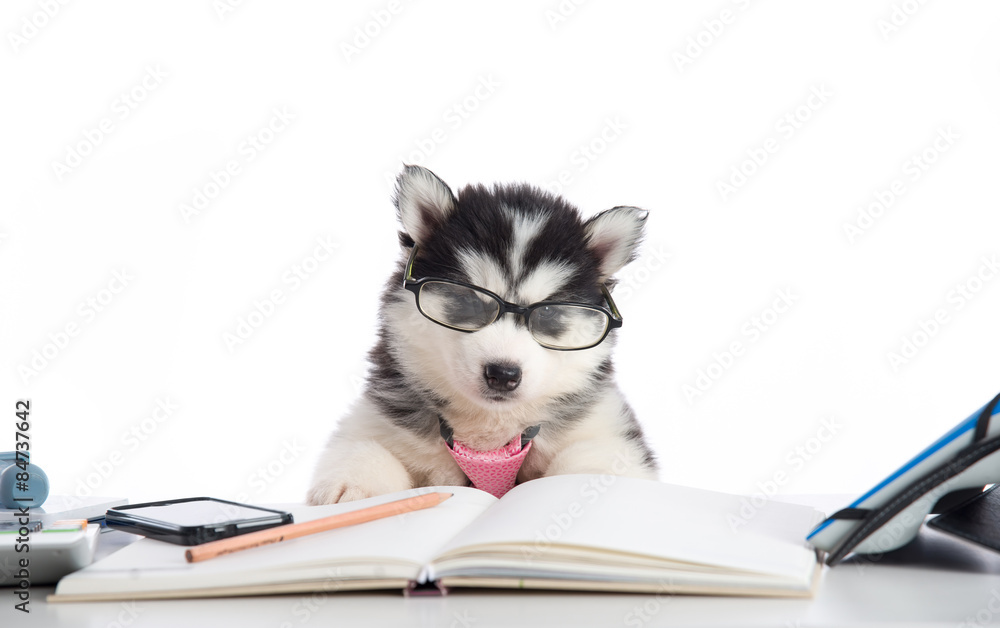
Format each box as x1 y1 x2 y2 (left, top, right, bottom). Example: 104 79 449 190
808 392 1000 565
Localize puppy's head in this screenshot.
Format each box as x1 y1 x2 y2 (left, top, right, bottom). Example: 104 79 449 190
388 165 646 417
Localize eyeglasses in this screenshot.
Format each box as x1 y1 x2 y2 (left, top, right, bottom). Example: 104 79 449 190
402 245 623 351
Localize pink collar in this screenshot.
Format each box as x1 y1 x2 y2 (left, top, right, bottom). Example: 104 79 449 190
440 418 540 498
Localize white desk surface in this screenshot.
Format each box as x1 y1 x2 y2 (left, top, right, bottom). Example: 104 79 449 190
8 496 1000 627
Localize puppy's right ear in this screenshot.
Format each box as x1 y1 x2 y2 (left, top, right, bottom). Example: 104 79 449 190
394 165 457 245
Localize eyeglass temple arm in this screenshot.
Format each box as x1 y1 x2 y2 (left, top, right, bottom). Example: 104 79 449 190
403 244 419 286
602 284 622 321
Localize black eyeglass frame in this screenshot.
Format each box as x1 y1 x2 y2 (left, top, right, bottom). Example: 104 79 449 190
401 244 623 351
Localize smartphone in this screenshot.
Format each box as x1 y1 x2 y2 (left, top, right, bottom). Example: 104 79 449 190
105 497 293 546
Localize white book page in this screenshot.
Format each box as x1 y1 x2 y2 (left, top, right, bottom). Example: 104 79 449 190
57 486 496 595
433 475 819 580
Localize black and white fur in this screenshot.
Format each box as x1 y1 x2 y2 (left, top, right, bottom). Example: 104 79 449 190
307 165 658 504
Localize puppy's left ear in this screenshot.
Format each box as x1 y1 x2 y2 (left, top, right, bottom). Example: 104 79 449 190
394 165 458 245
584 206 649 280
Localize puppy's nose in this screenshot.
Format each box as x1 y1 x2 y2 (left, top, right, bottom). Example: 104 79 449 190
485 363 522 392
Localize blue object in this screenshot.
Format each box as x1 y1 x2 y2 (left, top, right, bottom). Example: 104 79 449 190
0 451 49 509
808 392 1000 565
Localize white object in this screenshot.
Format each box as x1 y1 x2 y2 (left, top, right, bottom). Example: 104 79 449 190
1 524 100 586
50 475 823 602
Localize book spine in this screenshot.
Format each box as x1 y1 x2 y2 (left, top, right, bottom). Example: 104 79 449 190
405 580 447 597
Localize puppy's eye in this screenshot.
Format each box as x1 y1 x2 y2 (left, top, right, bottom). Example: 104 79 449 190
454 293 483 313
418 282 500 330
536 306 557 320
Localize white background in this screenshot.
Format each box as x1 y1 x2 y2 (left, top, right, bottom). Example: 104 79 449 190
2 0 999 508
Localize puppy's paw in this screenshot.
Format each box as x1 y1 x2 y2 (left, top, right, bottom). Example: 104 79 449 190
307 440 413 504
306 474 409 505
337 482 397 503
306 480 350 506
307 472 412 505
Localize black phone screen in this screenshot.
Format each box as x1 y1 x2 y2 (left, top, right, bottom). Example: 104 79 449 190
121 500 284 527
106 497 293 545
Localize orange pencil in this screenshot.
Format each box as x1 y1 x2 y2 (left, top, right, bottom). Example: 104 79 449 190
184 492 453 563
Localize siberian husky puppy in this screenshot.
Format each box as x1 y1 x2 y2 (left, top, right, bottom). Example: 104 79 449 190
307 165 657 504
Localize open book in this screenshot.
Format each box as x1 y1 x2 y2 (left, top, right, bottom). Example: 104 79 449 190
50 475 824 602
